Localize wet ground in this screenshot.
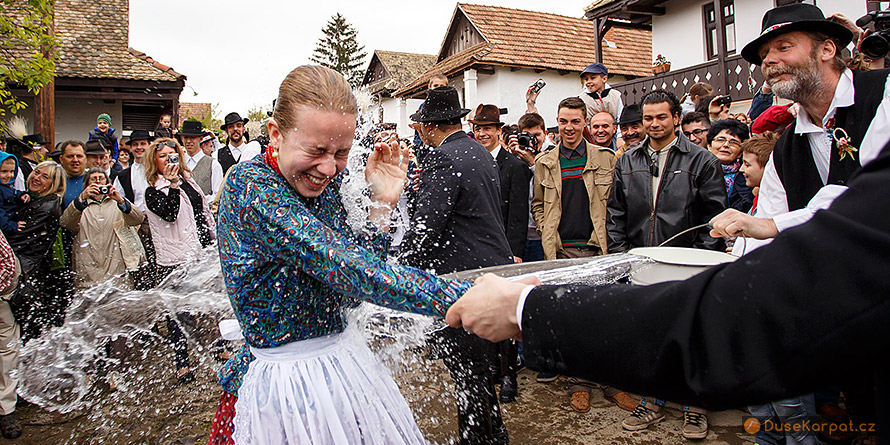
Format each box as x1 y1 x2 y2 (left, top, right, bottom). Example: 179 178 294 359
6 341 756 444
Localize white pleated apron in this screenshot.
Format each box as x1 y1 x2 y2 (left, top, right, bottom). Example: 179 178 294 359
232 327 427 445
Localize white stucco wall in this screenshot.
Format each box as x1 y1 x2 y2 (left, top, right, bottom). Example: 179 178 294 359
654 0 869 72
55 98 122 145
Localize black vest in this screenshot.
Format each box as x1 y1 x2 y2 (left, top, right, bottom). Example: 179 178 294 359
218 145 237 175
773 69 890 210
117 167 134 203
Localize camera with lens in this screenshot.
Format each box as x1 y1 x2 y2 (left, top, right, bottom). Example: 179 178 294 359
714 95 732 107
99 185 109 195
532 79 546 93
857 10 890 59
167 153 179 165
513 130 540 153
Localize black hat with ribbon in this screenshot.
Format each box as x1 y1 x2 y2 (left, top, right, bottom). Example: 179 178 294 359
220 112 248 130
741 3 853 65
410 86 471 123
180 120 205 137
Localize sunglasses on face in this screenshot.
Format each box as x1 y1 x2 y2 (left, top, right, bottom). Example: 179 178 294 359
157 141 177 150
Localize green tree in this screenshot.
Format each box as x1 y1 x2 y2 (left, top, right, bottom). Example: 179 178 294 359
0 0 57 132
309 13 367 88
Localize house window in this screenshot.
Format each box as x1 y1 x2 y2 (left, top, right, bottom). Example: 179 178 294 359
703 0 736 60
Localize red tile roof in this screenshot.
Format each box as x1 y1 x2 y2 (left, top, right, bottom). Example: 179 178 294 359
51 0 183 82
395 3 651 97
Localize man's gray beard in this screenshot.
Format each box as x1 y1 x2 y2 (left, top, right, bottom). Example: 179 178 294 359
769 61 823 106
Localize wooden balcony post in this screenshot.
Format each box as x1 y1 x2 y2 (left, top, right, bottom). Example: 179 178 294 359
33 4 55 148
713 0 729 95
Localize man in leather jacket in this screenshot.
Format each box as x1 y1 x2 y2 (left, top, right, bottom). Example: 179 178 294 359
606 89 727 253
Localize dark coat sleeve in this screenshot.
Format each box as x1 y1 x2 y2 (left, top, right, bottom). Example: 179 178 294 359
503 158 531 258
145 186 180 222
606 159 630 253
521 143 890 410
399 149 458 266
693 157 728 251
728 170 755 213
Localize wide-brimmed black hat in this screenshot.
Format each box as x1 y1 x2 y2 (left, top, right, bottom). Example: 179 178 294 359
741 3 853 65
128 129 154 142
410 87 471 123
220 112 248 130
180 120 205 137
84 140 107 156
23 133 48 146
618 104 642 125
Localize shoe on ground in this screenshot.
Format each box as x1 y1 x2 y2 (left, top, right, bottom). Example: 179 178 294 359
606 391 638 412
499 375 517 403
682 408 708 440
536 372 559 383
0 412 22 439
570 391 590 413
177 367 195 384
622 400 664 431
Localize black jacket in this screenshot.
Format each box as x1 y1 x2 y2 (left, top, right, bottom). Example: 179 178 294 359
7 194 61 275
521 138 890 424
728 169 755 213
495 148 532 258
606 133 727 252
400 131 513 274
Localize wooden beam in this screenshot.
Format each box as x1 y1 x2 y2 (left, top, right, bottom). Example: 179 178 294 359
607 20 652 31
55 77 184 90
54 91 180 101
594 17 605 64
714 0 729 95
626 5 665 15
33 5 55 148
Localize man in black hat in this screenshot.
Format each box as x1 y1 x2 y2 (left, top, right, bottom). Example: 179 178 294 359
617 104 645 157
216 112 261 174
84 140 111 176
399 86 513 444
180 121 224 197
112 130 153 210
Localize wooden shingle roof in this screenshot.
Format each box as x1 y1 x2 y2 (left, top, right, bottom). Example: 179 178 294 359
395 3 651 97
52 0 183 82
363 50 437 94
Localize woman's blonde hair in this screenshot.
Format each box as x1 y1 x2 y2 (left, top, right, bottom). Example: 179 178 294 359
29 160 65 198
272 65 358 132
143 137 191 185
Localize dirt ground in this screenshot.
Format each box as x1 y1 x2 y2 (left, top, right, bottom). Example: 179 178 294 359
5 337 758 445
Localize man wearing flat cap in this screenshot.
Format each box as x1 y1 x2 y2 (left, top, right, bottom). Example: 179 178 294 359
399 86 513 443
215 112 261 174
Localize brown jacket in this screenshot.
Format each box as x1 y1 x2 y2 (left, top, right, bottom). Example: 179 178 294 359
531 142 616 260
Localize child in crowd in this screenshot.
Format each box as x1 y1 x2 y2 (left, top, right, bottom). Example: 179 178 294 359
731 131 778 257
89 114 120 160
578 63 623 122
0 153 26 237
154 113 174 139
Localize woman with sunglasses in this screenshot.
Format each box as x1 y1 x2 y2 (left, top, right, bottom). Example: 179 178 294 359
208 65 471 444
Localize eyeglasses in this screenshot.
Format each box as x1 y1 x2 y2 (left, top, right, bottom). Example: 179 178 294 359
682 128 708 138
711 136 742 149
649 150 659 177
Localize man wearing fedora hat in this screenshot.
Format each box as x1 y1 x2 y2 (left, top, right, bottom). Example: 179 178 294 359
616 104 645 158
179 121 223 197
216 112 261 174
84 140 112 177
400 86 513 443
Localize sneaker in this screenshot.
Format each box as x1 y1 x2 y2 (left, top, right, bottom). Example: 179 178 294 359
0 412 22 439
682 407 708 440
536 372 558 383
622 400 664 431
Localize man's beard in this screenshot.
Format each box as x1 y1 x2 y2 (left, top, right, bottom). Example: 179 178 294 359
764 56 823 105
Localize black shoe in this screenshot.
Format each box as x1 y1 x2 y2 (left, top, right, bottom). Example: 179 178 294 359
0 412 22 439
499 375 517 403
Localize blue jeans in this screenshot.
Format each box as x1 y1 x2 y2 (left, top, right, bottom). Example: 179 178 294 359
523 239 545 262
748 395 821 445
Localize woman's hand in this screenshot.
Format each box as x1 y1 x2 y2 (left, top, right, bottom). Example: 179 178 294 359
163 163 180 183
366 135 408 208
108 184 125 205
80 183 101 201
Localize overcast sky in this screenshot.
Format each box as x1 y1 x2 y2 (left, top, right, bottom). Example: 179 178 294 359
129 0 587 117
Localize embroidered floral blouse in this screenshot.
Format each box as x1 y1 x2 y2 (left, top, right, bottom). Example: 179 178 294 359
216 157 469 394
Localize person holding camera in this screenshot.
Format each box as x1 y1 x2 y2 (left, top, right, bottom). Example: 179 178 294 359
143 138 215 281
59 167 144 289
